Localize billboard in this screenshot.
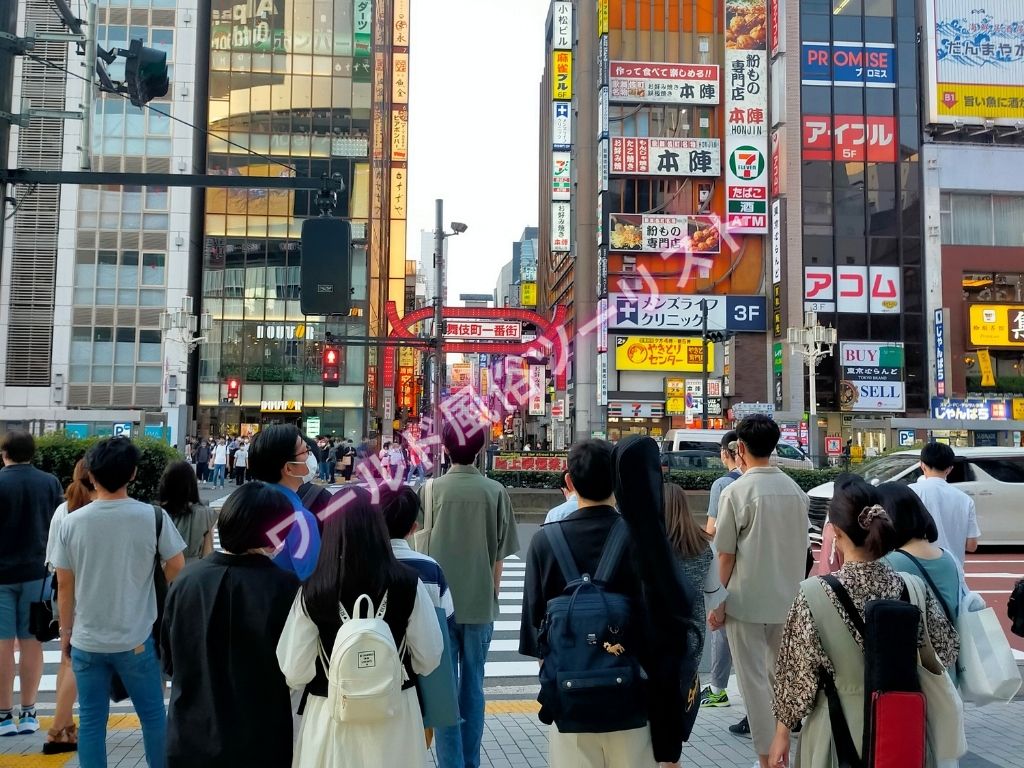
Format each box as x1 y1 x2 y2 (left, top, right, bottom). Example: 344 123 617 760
528 365 546 416
609 293 768 332
553 51 573 100
614 336 712 372
925 0 1024 124
551 201 571 252
725 0 770 234
610 137 721 177
802 115 898 163
444 320 523 341
609 62 720 105
839 342 906 413
968 304 1024 348
552 1 573 50
552 152 572 201
553 101 572 148
804 265 902 314
608 213 721 255
801 42 897 87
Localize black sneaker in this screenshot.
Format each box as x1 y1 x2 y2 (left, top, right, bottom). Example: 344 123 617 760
729 716 751 736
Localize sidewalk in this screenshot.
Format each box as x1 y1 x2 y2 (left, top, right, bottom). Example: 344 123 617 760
3 697 1023 767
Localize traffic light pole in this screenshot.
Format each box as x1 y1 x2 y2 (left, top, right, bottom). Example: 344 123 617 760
432 198 444 478
701 298 709 428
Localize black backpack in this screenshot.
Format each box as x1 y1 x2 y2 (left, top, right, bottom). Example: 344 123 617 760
537 518 648 734
1009 579 1024 638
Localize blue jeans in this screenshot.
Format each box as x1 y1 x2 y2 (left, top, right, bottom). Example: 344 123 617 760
435 622 493 768
71 637 166 768
211 464 225 487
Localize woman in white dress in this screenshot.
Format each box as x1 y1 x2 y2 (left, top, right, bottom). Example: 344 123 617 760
277 487 442 767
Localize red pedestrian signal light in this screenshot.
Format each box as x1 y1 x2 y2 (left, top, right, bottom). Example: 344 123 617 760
322 346 341 387
226 378 240 400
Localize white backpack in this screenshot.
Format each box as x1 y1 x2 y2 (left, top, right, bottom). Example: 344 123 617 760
316 591 407 724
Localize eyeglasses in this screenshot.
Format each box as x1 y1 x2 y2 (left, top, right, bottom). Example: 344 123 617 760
293 446 310 462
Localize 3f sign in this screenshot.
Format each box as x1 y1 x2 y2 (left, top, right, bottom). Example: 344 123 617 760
733 304 760 323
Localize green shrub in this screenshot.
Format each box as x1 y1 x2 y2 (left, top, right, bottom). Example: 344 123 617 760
489 465 844 492
32 433 181 503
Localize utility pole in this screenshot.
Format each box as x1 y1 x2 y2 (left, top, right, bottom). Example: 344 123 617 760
432 198 444 478
0 0 17 278
700 298 709 428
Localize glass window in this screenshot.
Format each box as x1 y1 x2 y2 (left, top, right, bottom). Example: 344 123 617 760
973 458 1024 483
92 366 112 383
97 250 117 288
870 237 899 265
114 366 134 384
71 327 91 366
802 86 831 114
144 186 168 210
802 14 830 40
834 88 863 114
833 16 862 39
803 162 833 189
993 196 1024 246
866 0 894 15
143 213 169 230
866 89 894 115
93 327 113 364
136 367 162 384
140 289 165 307
139 330 162 362
864 15 894 41
952 194 992 245
836 237 866 264
142 253 166 285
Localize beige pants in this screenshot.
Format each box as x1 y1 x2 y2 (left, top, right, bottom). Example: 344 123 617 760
549 724 656 768
726 618 784 756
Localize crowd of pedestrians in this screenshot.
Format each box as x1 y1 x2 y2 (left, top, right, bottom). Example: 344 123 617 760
0 414 1011 768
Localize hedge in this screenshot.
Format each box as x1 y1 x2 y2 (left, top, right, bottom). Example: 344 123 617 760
488 466 844 492
31 433 182 503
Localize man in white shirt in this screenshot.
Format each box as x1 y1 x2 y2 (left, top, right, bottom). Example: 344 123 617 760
543 473 578 524
211 439 228 489
911 442 980 565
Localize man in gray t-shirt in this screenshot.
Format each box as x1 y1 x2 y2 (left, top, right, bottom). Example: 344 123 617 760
52 438 185 767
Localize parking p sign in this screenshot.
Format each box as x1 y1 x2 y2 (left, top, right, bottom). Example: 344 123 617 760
114 423 132 438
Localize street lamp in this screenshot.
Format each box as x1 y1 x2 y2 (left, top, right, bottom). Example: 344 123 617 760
159 295 212 355
787 311 837 468
432 198 468 477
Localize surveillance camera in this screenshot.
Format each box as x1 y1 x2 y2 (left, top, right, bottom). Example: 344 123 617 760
450 222 468 234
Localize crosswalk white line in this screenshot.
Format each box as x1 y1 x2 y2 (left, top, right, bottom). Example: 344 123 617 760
485 661 538 677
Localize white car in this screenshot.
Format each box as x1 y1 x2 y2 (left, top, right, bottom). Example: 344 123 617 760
661 429 812 470
807 448 1024 547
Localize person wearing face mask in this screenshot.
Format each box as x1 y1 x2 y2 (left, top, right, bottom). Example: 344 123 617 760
161 482 301 767
247 425 323 583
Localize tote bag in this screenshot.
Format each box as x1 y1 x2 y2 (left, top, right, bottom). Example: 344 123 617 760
412 479 434 554
416 607 460 728
957 606 1023 705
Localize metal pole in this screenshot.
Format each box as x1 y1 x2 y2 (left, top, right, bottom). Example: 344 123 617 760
79 0 97 170
808 352 818 468
432 198 444 478
701 299 709 428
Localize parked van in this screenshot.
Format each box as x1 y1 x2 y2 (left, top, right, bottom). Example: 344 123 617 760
661 429 812 470
806 447 1024 546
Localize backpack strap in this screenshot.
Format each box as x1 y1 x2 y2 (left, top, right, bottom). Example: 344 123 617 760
821 574 866 639
300 483 322 510
594 518 629 585
545 522 583 585
895 549 955 625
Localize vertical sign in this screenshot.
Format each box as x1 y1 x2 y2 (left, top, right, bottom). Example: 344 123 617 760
725 0 770 234
528 365 546 415
553 101 572 149
551 201 571 252
934 308 946 397
769 0 785 57
553 51 573 100
597 298 608 353
597 353 608 406
553 1 573 50
552 152 572 200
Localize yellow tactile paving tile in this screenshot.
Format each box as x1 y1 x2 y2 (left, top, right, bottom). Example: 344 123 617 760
484 700 540 715
0 754 74 767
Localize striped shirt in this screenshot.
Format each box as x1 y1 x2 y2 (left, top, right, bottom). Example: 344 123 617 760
390 539 455 623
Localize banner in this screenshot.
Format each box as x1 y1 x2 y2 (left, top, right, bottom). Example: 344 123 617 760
553 51 573 100
609 62 720 105
802 115 897 163
839 342 906 413
552 152 571 201
528 365 546 415
610 137 721 177
608 213 721 254
969 304 1024 348
614 336 711 372
801 42 897 87
553 101 572 148
724 0 770 233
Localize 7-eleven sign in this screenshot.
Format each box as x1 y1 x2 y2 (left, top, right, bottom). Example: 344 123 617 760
729 146 765 180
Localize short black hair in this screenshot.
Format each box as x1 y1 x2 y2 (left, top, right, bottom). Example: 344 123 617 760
218 482 294 553
1 430 35 463
567 439 614 502
721 430 739 454
85 437 140 493
558 472 571 491
442 419 487 465
736 415 781 458
381 486 420 540
248 424 303 483
875 482 939 547
920 442 955 472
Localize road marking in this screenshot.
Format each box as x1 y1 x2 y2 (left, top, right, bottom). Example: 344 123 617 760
485 660 540 677
498 592 524 601
489 639 521 652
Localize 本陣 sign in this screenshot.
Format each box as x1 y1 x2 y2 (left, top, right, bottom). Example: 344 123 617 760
614 336 712 372
801 42 897 87
609 293 767 332
725 0 769 234
803 265 902 314
552 101 572 148
968 304 1024 348
610 137 721 177
609 61 720 105
553 51 573 100
551 201 571 252
802 115 897 163
839 342 905 413
445 320 523 341
926 0 1024 124
608 213 721 255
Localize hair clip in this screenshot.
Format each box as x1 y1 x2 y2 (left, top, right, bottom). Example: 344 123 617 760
857 504 888 530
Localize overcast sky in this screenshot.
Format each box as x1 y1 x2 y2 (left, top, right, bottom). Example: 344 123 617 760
406 0 550 304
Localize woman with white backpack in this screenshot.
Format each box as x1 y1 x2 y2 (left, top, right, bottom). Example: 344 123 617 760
277 487 443 767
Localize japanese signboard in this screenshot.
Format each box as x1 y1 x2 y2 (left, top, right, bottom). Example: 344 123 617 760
451 364 471 389
528 365 546 416
802 115 897 163
803 265 902 314
608 213 721 255
553 51 573 101
770 0 785 57
968 304 1024 348
610 137 721 177
770 128 783 196
925 0 1024 125
608 402 665 419
553 101 572 149
931 397 1011 421
609 293 768 332
444 320 523 341
597 0 609 36
597 352 608 406
520 282 538 307
771 200 782 283
935 308 947 396
597 298 609 353
614 336 711 372
392 52 409 104
801 42 897 87
552 152 572 201
725 0 770 234
839 342 906 413
211 0 353 57
553 1 573 50
551 201 571 252
609 62 720 105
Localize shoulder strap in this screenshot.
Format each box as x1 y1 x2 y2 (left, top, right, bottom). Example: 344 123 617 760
821 574 866 639
423 478 434 532
896 549 954 625
819 669 864 768
545 522 582 585
594 518 629 585
300 484 321 509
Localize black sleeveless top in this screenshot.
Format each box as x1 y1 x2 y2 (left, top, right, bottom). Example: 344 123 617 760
303 565 419 700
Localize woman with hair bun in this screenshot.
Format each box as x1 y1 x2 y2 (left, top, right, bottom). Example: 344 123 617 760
767 475 959 768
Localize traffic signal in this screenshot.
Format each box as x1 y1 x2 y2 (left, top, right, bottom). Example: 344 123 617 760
123 39 169 107
226 378 240 400
300 218 352 316
322 346 341 387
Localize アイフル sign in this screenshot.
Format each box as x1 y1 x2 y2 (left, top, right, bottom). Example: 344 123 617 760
802 115 897 163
